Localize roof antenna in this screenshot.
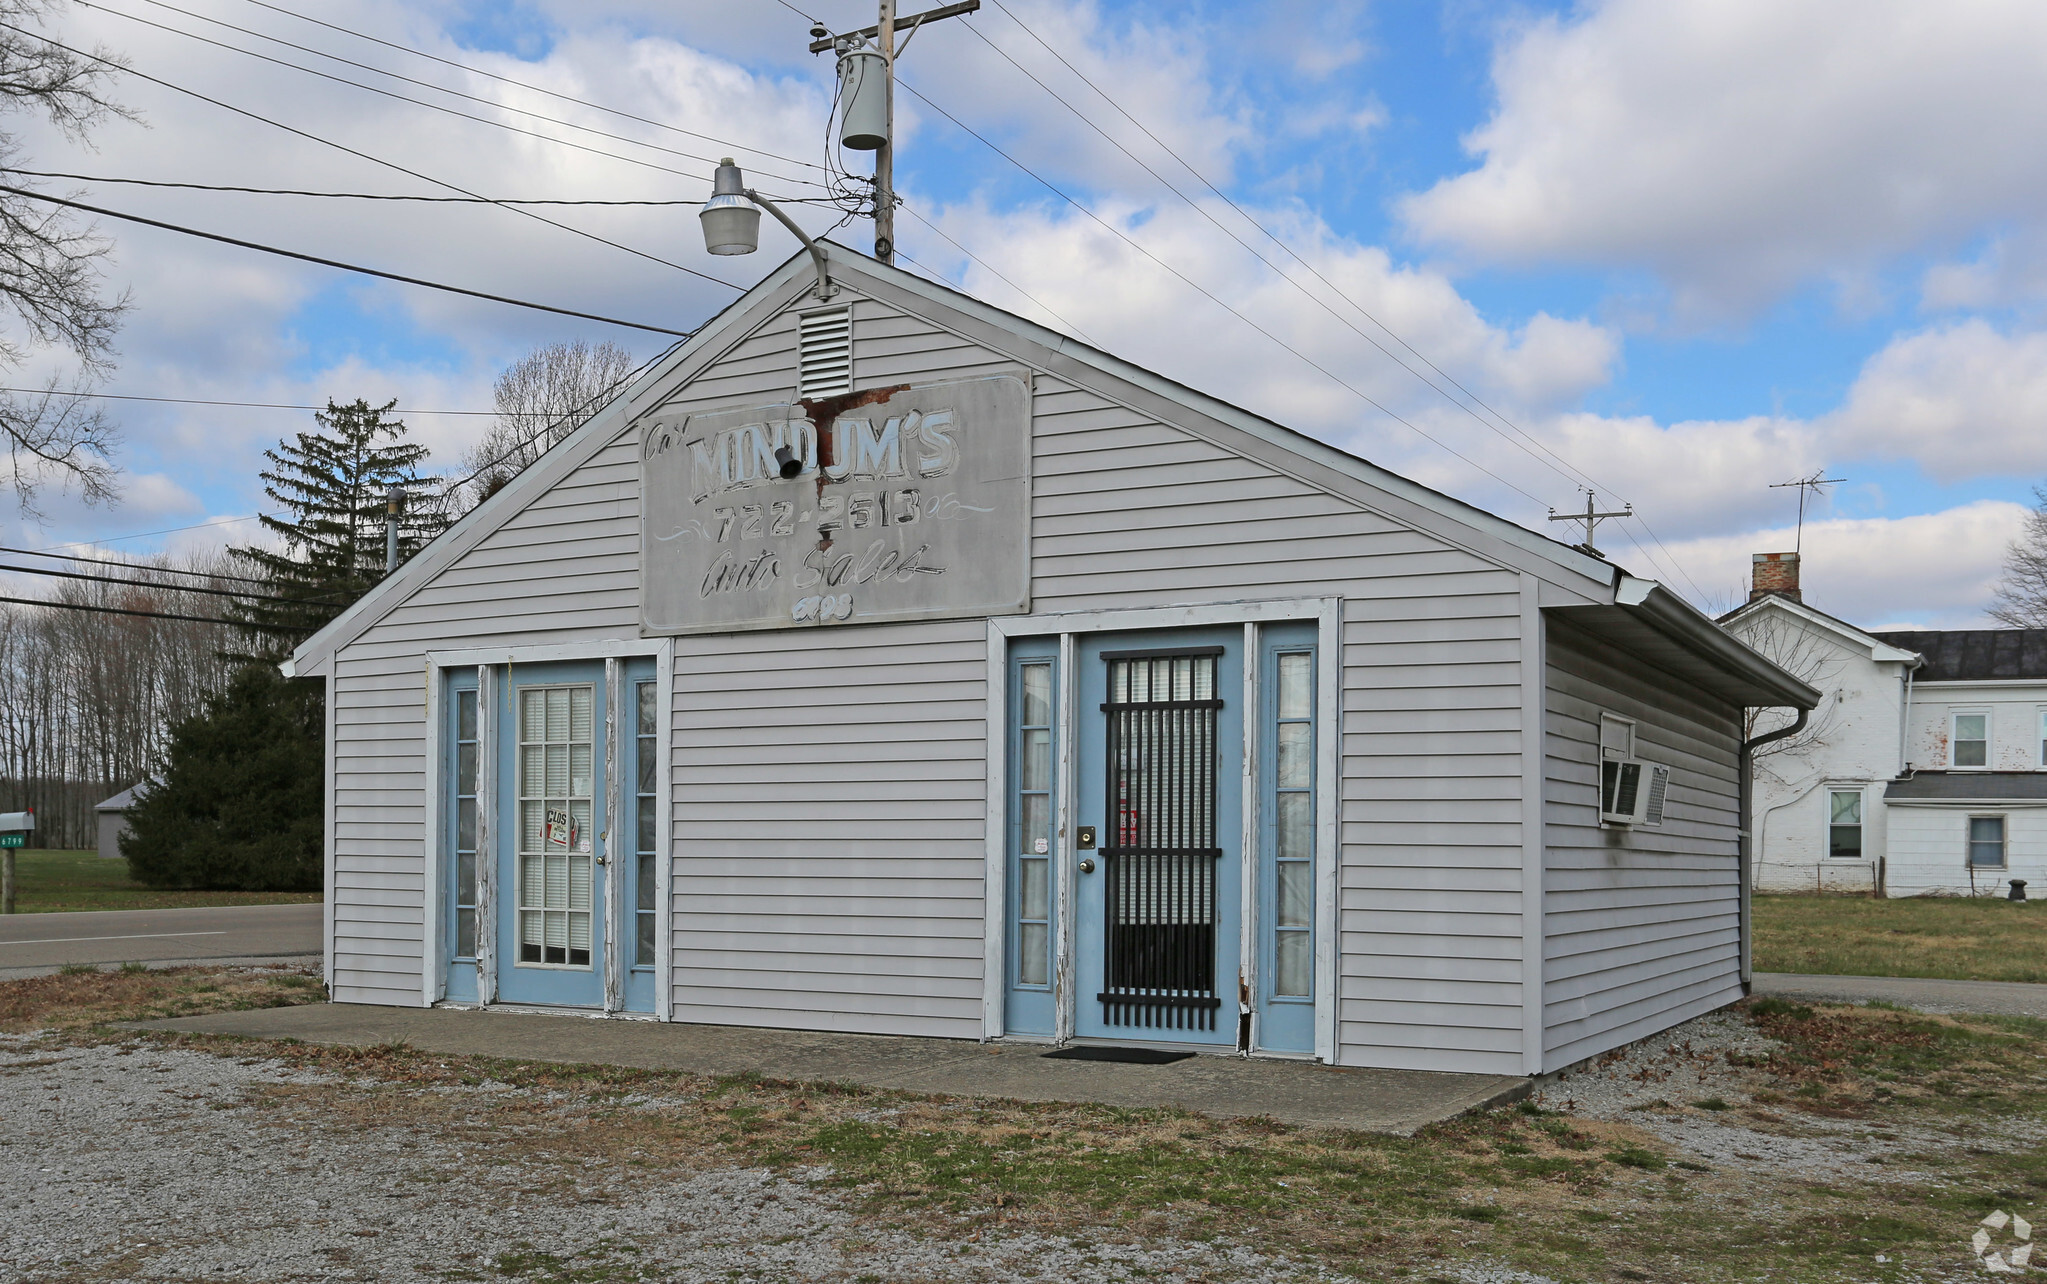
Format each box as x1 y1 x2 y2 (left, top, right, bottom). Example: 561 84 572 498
1769 471 1845 555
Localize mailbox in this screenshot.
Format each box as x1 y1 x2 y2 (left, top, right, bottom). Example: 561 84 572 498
0 810 31 848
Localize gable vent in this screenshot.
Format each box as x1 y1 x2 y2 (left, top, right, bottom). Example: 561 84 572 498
798 307 852 399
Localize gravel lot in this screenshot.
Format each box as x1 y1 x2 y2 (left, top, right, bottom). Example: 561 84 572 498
0 1034 1380 1284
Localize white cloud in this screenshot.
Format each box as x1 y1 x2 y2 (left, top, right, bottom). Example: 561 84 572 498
1819 321 2047 481
1658 501 2028 628
1399 0 2047 318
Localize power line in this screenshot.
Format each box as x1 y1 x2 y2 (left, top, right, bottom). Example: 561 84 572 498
237 0 827 176
0 184 697 337
435 345 678 495
1 168 714 205
893 204 1097 344
0 558 328 605
975 1 1711 600
82 0 830 194
0 592 301 630
890 76 1548 508
0 23 747 291
0 542 277 586
0 386 514 415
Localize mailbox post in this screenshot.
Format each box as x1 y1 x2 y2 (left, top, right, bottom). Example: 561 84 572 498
0 810 32 914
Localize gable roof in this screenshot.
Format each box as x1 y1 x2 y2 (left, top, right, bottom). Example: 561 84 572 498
1718 593 1925 667
1868 629 2047 681
284 244 1804 710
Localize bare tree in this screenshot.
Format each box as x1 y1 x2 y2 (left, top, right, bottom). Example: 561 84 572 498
1724 606 1843 776
1989 485 2047 627
458 339 636 506
0 1 135 513
0 551 241 847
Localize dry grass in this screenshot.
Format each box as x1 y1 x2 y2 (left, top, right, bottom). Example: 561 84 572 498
1753 890 2047 982
14 969 2047 1281
0 963 324 1033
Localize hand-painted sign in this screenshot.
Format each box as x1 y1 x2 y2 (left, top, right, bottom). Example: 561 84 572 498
640 373 1030 633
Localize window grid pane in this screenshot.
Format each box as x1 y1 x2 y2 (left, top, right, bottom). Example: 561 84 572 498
634 680 658 969
1013 661 1054 991
1270 650 1315 1005
1969 816 2006 868
516 684 596 968
452 689 480 961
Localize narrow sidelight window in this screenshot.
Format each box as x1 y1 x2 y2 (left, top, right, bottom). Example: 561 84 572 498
1271 652 1315 998
2038 709 2047 769
1014 661 1054 988
1953 712 1989 767
1969 815 2007 869
453 688 480 959
1827 790 1862 859
634 680 659 969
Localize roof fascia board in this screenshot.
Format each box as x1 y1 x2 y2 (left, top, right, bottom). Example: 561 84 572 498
1720 594 1923 666
1910 677 2047 689
287 253 824 677
843 263 1616 601
1617 575 1823 709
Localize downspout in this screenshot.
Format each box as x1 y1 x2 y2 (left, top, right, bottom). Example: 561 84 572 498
1739 707 1810 993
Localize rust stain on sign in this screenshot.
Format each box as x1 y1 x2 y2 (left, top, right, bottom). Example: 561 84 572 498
801 383 911 549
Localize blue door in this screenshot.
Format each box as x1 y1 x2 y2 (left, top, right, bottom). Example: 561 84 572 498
496 663 609 1008
1074 629 1244 1046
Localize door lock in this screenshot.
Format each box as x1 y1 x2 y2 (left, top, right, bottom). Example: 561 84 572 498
1077 825 1096 849
1078 858 1096 874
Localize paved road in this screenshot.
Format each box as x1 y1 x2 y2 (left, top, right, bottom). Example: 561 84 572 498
1754 970 2047 1019
0 903 321 980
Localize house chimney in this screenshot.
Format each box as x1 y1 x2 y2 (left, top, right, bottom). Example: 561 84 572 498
1750 551 1801 602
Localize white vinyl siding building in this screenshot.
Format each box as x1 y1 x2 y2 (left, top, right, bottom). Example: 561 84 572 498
289 248 1816 1077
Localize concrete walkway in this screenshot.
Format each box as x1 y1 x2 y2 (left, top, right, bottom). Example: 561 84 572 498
1754 971 2047 1019
133 1003 1529 1134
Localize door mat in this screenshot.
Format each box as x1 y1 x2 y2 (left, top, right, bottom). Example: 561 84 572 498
1041 1045 1195 1066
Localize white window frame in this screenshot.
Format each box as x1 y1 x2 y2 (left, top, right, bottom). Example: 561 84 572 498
1968 813 2008 871
422 638 675 1019
1950 708 1992 770
1825 786 1865 860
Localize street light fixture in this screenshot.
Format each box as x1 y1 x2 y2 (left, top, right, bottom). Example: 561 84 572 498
699 159 837 300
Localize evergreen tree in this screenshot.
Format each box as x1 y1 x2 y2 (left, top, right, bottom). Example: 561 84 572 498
230 398 449 651
120 665 324 891
124 400 449 888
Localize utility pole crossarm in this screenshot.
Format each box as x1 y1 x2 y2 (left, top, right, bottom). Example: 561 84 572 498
808 1 980 53
1546 491 1633 553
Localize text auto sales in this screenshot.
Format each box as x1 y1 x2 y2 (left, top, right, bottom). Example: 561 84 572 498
676 409 963 605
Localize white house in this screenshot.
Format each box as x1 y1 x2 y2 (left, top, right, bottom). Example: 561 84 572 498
1722 556 2047 896
284 247 1817 1078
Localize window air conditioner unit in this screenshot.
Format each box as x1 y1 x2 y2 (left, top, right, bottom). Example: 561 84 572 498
1601 758 1670 827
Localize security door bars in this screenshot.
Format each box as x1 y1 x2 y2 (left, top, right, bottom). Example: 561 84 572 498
1099 649 1223 1032
517 685 597 967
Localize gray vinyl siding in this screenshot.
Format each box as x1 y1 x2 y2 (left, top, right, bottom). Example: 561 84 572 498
1027 369 1532 1076
325 286 1542 1071
1542 615 1745 1069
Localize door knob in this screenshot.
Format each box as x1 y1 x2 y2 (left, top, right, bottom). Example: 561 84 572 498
1078 858 1095 874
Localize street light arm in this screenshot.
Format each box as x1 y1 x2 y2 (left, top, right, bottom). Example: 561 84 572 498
744 189 836 299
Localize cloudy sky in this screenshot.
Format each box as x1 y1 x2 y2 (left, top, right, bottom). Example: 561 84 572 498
4 0 2045 626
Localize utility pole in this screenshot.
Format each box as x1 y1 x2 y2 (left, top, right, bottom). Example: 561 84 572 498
1769 471 1845 555
810 1 981 265
385 483 404 575
1547 490 1633 553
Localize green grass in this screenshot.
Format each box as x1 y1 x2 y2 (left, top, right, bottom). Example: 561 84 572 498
1753 891 2047 983
1 849 320 913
